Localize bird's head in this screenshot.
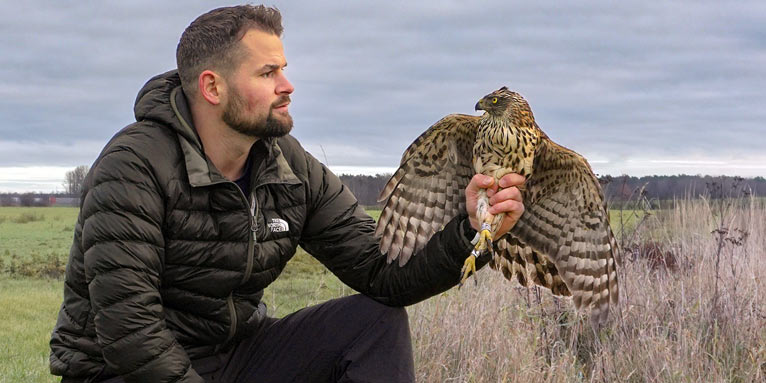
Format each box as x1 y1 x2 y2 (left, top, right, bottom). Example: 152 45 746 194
475 86 534 123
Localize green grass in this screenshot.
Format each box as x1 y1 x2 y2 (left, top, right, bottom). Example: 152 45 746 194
262 249 351 317
366 208 381 221
609 209 651 245
0 278 62 383
0 207 78 264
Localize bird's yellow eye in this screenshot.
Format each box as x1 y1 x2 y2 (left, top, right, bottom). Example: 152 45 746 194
492 97 498 104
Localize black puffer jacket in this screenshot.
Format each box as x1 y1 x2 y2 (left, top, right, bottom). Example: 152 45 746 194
49 70 476 382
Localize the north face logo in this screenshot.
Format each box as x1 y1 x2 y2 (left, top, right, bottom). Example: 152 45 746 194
267 218 289 233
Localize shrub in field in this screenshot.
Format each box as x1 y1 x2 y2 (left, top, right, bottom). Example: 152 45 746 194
627 241 679 272
11 212 45 224
4 252 66 279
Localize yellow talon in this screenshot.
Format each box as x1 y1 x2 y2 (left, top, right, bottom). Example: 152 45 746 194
477 229 493 253
459 225 494 287
459 253 477 287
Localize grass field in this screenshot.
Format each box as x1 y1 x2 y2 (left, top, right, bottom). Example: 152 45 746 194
2 199 765 382
0 207 76 279
0 207 78 257
0 278 62 383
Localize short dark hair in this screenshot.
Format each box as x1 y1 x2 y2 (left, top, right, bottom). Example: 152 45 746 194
176 5 283 96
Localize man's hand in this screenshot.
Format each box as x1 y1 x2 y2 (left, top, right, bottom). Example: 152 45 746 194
465 173 525 239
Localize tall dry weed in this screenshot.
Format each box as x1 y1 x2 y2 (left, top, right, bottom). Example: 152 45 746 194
409 191 766 382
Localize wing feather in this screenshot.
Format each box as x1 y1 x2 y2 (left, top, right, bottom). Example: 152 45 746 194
491 235 572 296
509 136 619 325
375 114 480 265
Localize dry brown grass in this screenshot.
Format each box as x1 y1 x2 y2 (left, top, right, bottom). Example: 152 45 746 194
408 194 766 382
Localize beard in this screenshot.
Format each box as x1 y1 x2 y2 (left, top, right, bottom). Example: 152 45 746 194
222 89 293 139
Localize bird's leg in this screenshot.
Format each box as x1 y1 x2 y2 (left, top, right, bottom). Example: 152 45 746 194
460 189 494 286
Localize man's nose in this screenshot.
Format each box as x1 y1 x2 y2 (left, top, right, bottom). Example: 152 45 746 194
276 72 294 95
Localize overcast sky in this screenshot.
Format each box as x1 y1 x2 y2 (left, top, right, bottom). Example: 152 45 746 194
1 1 765 192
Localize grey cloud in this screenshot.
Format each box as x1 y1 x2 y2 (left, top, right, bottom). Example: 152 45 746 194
0 0 764 176
0 140 105 167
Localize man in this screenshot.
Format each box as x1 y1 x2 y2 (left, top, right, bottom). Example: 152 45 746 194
49 5 525 382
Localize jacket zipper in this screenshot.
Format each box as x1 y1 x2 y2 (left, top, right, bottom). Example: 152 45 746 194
225 294 237 345
241 193 258 284
225 188 258 346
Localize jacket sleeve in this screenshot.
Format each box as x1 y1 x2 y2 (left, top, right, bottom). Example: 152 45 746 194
299 152 484 306
82 149 203 383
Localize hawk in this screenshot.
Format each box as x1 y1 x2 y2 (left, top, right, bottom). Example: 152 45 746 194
375 87 620 325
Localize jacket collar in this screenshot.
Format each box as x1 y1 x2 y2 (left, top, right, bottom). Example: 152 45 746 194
168 83 300 189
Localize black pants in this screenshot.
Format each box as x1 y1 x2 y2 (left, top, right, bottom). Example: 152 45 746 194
95 294 414 383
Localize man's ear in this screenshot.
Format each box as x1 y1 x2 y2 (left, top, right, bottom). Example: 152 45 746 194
198 70 224 105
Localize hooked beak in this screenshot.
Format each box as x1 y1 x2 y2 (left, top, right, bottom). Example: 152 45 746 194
475 98 484 111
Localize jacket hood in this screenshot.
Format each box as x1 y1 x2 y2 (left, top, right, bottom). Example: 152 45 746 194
134 70 200 146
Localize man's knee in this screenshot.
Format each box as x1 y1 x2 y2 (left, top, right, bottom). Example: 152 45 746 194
335 296 415 382
345 294 409 326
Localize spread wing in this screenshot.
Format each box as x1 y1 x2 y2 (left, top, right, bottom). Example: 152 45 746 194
490 236 571 297
502 135 620 325
375 114 480 266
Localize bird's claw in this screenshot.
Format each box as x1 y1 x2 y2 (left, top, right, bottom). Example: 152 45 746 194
477 228 493 253
459 252 478 288
459 227 494 287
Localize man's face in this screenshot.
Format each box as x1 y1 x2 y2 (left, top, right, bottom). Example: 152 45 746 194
221 29 294 138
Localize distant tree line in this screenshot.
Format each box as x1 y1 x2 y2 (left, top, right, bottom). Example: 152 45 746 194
338 174 766 208
598 174 766 207
4 173 764 209
338 174 390 208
